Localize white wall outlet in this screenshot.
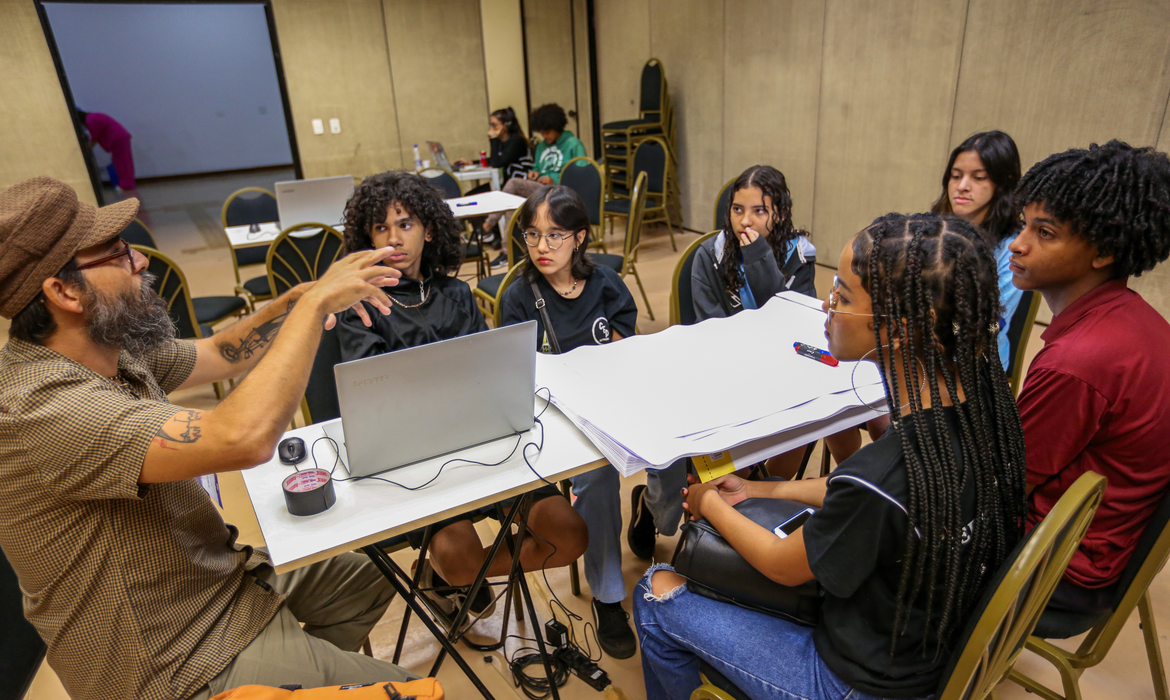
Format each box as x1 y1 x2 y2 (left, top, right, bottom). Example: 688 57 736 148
311 118 324 135
329 118 341 134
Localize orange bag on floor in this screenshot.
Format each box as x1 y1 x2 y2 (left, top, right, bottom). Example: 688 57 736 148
211 678 443 700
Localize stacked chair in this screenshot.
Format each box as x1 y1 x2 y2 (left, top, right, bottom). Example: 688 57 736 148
601 58 681 244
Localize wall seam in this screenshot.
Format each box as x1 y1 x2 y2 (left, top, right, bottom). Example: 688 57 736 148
379 0 404 168
947 0 973 149
811 0 829 243
1155 86 1170 148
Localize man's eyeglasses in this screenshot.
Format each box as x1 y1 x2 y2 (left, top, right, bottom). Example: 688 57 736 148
522 230 574 250
827 275 874 318
74 239 135 271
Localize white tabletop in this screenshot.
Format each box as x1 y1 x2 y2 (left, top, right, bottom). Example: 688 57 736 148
242 399 606 574
445 191 526 219
225 222 337 249
452 167 494 181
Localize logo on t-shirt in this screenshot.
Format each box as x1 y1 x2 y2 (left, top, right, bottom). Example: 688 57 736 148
592 317 612 344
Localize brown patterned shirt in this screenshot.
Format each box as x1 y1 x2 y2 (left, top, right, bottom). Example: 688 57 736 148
0 338 284 700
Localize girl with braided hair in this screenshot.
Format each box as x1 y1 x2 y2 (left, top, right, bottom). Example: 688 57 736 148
634 213 1026 700
691 165 817 320
930 130 1023 368
1011 140 1170 616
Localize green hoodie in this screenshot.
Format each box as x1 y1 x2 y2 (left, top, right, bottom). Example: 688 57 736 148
533 129 587 183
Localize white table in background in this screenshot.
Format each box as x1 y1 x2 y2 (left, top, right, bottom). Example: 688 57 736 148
224 222 335 250
444 191 526 220
452 166 500 191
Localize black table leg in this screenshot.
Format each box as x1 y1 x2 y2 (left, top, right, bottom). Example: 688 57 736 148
361 544 498 700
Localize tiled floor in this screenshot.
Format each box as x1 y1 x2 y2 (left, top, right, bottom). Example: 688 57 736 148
16 171 1170 700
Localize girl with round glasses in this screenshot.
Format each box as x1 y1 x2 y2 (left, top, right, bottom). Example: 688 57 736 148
502 186 671 660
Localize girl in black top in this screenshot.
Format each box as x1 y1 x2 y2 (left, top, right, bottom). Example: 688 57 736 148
336 171 587 631
634 213 1027 699
691 165 817 320
458 107 531 247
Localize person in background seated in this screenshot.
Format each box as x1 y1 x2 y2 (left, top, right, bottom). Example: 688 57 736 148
501 186 678 660
78 109 137 192
635 213 1027 700
1011 141 1170 615
458 107 531 249
336 171 588 632
931 130 1023 369
484 104 587 269
0 176 412 700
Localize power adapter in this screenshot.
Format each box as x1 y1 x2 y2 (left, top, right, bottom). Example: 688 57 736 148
555 646 611 691
544 619 569 649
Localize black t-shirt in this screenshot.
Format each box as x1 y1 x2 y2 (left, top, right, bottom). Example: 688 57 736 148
499 265 637 353
336 272 487 360
803 406 978 697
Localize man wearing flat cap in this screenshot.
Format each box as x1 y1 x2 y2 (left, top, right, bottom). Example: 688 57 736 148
0 177 413 700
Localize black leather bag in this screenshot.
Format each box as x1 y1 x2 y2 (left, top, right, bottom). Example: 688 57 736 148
672 498 822 626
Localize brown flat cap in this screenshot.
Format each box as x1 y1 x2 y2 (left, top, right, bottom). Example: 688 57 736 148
0 176 139 319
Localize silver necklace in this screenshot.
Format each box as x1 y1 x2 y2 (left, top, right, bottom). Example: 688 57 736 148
557 278 580 297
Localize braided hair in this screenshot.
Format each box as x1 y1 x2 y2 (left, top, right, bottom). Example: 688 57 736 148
851 213 1027 658
342 170 464 277
1016 140 1170 278
718 165 809 299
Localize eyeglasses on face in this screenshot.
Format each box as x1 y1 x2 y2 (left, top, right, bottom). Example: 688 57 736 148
522 229 576 250
74 238 135 271
827 275 874 317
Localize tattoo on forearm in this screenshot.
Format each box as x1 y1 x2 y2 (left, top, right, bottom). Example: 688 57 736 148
218 298 298 363
154 410 202 450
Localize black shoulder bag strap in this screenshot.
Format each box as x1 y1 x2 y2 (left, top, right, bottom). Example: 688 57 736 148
530 280 562 355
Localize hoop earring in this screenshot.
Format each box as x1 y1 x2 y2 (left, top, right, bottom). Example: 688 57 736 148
850 344 927 421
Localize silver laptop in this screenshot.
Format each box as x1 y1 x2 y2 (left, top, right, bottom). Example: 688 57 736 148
274 175 354 228
428 141 466 172
322 321 538 477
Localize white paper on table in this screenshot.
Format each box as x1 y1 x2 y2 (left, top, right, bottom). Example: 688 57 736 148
535 293 886 472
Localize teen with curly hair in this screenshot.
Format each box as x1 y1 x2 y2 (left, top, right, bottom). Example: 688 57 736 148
635 213 1026 700
691 165 816 319
1011 141 1170 615
336 171 587 631
931 130 1023 368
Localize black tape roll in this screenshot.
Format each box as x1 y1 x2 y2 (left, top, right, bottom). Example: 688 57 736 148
282 469 336 516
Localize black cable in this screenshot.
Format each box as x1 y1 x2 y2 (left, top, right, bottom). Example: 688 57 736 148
505 635 570 700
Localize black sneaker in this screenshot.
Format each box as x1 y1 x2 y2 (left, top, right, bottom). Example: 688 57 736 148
489 252 508 270
592 598 637 659
627 484 657 560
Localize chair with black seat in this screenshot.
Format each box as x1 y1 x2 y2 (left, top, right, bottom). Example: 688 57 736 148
266 223 345 296
120 217 157 248
691 471 1108 700
1006 290 1042 396
222 187 280 310
593 171 654 319
1008 488 1170 700
605 137 678 251
1 547 46 700
473 209 527 324
131 245 227 398
669 230 719 327
559 156 607 253
602 59 668 192
418 167 463 199
713 177 735 232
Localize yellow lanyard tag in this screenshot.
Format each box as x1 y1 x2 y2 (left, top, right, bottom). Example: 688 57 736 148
691 451 738 483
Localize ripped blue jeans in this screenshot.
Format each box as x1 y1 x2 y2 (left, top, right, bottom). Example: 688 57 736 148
633 564 887 700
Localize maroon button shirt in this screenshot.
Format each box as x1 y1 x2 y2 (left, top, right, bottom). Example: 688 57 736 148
1020 278 1170 588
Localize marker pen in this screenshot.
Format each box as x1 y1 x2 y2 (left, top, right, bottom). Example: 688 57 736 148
456 201 477 207
794 342 839 367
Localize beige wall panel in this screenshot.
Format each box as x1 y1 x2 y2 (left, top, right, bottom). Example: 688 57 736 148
1132 91 1170 318
271 0 403 179
0 0 93 203
648 0 724 229
385 0 490 167
524 0 582 138
951 0 1170 175
481 0 530 134
812 0 968 261
572 0 594 157
721 0 823 234
593 0 649 127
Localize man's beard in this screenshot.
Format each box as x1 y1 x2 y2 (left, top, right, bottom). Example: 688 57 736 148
83 272 177 356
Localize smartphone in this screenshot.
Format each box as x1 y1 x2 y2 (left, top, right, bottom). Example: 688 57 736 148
772 508 815 539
